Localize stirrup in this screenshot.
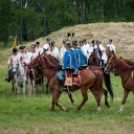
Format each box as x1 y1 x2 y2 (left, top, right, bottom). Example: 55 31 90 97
59 86 67 92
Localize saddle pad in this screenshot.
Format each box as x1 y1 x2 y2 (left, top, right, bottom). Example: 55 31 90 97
131 71 134 79
64 71 81 86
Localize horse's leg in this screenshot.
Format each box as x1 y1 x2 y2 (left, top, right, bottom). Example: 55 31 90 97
103 88 110 108
45 78 48 95
12 83 14 95
77 87 88 112
33 80 36 97
52 90 69 112
23 81 26 99
66 91 74 107
16 82 20 99
50 91 55 111
90 87 101 112
28 77 32 97
119 89 130 112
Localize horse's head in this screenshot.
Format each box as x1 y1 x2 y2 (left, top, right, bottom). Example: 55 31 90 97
92 48 98 59
12 60 19 74
28 52 45 68
105 54 116 74
106 46 112 58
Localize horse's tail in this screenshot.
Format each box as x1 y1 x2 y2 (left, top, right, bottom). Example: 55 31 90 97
101 67 114 100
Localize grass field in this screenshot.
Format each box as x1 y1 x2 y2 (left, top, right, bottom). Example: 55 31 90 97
1 22 134 134
0 66 134 134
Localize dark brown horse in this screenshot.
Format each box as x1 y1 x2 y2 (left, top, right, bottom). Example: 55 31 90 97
105 54 134 112
28 52 113 112
89 49 100 66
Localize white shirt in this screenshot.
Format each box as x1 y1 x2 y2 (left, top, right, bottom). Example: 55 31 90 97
87 45 97 61
47 47 60 59
35 47 43 54
60 46 66 59
107 44 116 54
28 51 38 64
18 50 30 64
84 43 90 51
81 45 87 56
7 54 20 65
43 44 50 50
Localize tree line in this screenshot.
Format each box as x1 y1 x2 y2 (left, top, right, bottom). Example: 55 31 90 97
0 0 134 48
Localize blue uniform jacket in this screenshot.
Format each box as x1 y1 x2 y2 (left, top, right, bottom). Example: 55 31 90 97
62 50 78 74
74 47 87 67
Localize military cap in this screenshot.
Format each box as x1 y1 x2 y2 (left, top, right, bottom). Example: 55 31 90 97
47 38 50 42
63 40 66 44
36 42 40 45
109 39 112 42
79 40 82 44
72 33 75 37
31 44 36 49
96 40 100 43
66 41 72 47
49 42 55 47
72 40 78 46
19 46 26 49
92 40 95 44
12 48 17 53
67 32 71 37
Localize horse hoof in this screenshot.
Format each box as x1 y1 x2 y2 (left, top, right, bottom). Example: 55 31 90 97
71 103 74 107
66 108 69 112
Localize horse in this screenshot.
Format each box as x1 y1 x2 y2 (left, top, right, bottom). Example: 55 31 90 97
89 49 100 66
120 56 134 66
47 54 113 106
106 46 112 60
28 52 113 112
12 59 27 99
105 54 134 112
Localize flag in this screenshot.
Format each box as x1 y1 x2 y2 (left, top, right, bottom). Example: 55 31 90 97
131 71 134 79
13 36 17 48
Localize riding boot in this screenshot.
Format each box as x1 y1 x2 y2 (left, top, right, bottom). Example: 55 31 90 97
5 69 11 82
59 80 67 92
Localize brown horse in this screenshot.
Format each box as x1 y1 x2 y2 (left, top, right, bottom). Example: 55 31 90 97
28 52 112 112
89 49 100 66
105 54 134 112
106 47 112 60
120 56 134 66
47 54 113 104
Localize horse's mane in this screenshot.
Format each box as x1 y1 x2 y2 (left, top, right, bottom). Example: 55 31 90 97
47 54 60 62
119 56 134 66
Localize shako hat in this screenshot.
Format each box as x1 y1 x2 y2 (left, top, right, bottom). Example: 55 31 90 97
109 39 112 42
49 42 55 47
92 40 95 44
47 38 50 42
36 42 40 45
31 44 36 49
12 48 18 53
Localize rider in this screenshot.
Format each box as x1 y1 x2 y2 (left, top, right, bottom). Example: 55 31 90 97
5 48 19 82
35 42 43 55
72 40 87 68
107 39 116 55
60 40 66 59
18 45 30 65
96 40 105 66
57 42 78 91
47 42 60 60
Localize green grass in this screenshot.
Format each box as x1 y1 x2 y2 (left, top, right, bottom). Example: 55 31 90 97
0 66 134 134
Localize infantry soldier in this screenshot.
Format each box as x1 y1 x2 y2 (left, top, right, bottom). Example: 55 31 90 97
84 39 90 51
60 40 66 59
47 42 60 59
5 48 19 82
80 40 87 56
107 39 116 55
35 42 43 54
43 38 50 50
57 42 78 91
72 40 87 68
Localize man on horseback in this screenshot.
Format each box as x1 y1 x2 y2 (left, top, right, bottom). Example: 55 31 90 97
72 40 87 68
57 42 78 91
107 39 116 55
5 48 19 82
35 42 43 55
47 42 60 60
60 40 66 59
18 46 30 65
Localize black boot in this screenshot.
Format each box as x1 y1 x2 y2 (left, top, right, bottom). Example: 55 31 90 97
59 80 67 92
5 69 11 82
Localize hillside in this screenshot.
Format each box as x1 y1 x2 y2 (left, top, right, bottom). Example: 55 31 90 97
1 22 134 68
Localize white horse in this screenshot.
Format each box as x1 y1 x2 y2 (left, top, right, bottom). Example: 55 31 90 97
12 59 27 99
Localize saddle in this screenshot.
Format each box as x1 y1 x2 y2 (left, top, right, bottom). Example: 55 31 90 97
64 70 81 86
